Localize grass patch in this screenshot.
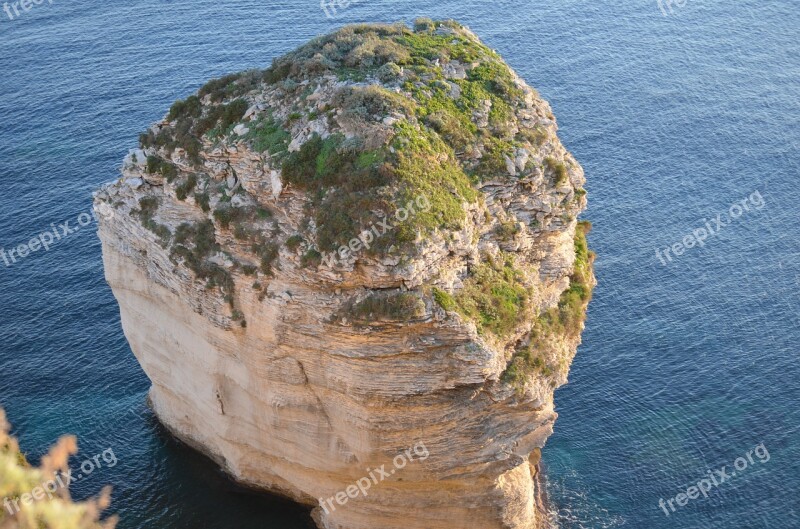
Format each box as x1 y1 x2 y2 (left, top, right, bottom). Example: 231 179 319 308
545 157 568 185
432 287 457 312
244 113 291 156
435 253 530 338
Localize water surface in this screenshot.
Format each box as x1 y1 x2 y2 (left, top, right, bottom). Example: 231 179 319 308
0 1 797 527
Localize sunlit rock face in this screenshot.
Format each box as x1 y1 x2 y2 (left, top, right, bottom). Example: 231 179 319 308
96 19 593 529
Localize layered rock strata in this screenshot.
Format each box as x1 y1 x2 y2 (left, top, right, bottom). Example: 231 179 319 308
95 19 594 529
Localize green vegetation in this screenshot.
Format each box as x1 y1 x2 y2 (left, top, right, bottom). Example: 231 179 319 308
0 409 116 529
502 221 595 388
333 84 414 121
212 205 248 230
545 157 568 185
140 95 250 167
466 59 523 100
196 99 249 138
175 174 197 201
198 70 262 103
138 19 551 272
167 95 202 122
345 292 426 322
146 155 179 183
282 133 391 252
251 238 279 277
131 21 581 326
432 287 457 312
132 197 171 247
496 220 520 239
285 235 304 251
193 190 210 212
390 122 478 242
476 137 514 178
301 249 322 268
171 220 236 307
518 126 548 148
244 114 291 155
433 253 530 338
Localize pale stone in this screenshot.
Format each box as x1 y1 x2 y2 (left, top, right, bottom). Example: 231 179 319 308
94 24 592 529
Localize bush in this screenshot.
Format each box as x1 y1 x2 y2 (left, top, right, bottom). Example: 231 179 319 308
220 99 249 132
0 408 117 529
197 72 260 103
501 222 594 389
167 95 202 121
136 196 159 218
518 126 548 147
175 174 197 201
432 287 457 312
333 85 415 121
194 190 210 212
213 206 249 230
252 239 279 276
244 114 290 155
545 157 568 185
282 133 391 252
496 220 520 239
376 62 403 83
449 253 530 338
286 235 304 251
195 99 249 139
301 249 322 268
146 156 179 183
263 62 291 84
413 17 436 32
475 137 513 179
170 220 236 302
346 292 425 322
425 110 475 153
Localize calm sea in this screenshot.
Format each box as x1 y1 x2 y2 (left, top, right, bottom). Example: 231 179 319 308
0 1 798 528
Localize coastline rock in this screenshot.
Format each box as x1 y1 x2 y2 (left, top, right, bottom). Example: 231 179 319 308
95 20 594 529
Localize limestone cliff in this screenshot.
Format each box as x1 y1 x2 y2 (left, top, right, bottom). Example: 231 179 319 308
94 19 594 529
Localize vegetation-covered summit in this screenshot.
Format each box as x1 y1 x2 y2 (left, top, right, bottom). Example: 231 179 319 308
119 19 591 367
139 19 570 257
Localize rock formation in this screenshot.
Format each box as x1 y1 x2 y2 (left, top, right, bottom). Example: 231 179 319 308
94 19 594 529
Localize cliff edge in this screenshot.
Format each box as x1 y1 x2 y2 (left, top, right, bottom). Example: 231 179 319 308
94 19 594 529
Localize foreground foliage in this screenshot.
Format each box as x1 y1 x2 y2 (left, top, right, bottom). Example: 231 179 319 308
0 409 115 529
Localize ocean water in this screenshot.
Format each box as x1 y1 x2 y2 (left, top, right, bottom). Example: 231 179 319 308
1 1 798 528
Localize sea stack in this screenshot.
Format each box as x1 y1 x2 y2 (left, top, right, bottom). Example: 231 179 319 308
94 19 594 529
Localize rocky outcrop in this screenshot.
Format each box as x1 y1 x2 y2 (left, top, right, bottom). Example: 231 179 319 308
95 19 593 529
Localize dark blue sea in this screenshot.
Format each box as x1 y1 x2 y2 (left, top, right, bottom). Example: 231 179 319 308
1 1 798 528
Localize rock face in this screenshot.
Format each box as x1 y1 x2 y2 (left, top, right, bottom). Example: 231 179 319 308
95 20 594 529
